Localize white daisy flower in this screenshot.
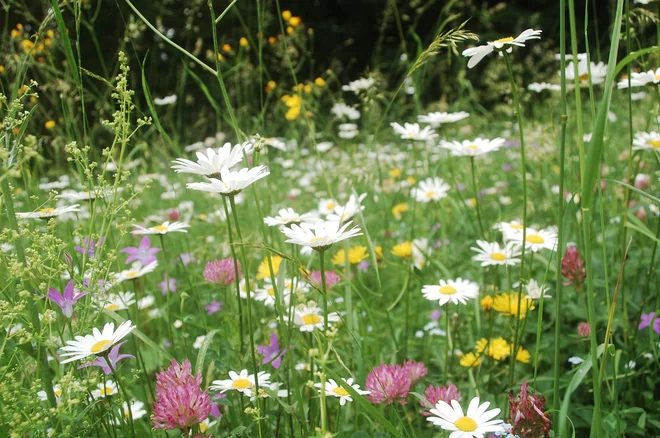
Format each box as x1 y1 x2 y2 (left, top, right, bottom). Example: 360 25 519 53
633 131 660 151
410 177 450 203
264 208 316 227
492 221 527 239
422 278 479 306
314 378 370 406
96 291 136 311
92 381 118 399
38 385 63 403
525 279 551 300
56 189 108 202
39 177 70 191
316 142 334 152
470 240 521 266
293 304 340 332
209 369 271 398
254 279 292 307
331 102 360 120
528 82 562 92
390 122 438 141
439 138 506 157
342 77 375 94
186 167 270 196
117 400 147 421
198 418 218 434
507 228 558 252
417 111 470 127
462 29 542 68
427 397 505 437
16 204 81 220
281 220 362 251
326 193 367 223
114 261 159 283
564 59 608 87
317 199 339 216
257 382 290 399
617 68 660 88
59 321 135 364
263 137 287 151
412 238 430 270
171 142 246 177
137 295 155 309
132 221 190 235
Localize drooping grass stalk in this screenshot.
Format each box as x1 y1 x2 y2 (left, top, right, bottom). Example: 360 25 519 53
502 51 528 389
228 194 263 438
0 177 57 408
469 157 486 239
553 0 569 416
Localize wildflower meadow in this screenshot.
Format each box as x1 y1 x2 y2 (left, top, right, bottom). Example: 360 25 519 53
2 0 660 437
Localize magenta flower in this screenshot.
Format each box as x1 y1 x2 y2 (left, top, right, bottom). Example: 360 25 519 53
46 280 88 318
508 381 551 437
203 258 241 285
121 236 161 265
205 301 223 315
419 383 462 416
180 253 197 266
639 312 660 334
78 341 134 374
158 273 179 295
561 244 586 289
308 270 342 289
153 359 212 433
402 360 427 385
256 332 291 369
429 310 444 321
365 363 411 405
74 237 104 258
577 322 591 337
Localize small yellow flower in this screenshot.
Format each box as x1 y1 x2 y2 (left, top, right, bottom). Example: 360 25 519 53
406 176 416 185
286 26 294 35
391 242 413 258
481 295 493 311
314 77 326 87
222 44 232 53
475 337 510 361
281 10 292 21
285 106 301 121
239 37 249 47
46 30 55 38
374 246 383 260
389 168 402 178
288 16 302 27
303 84 313 93
332 246 369 266
466 198 477 208
0 65 4 74
217 53 224 62
282 94 301 107
257 256 283 280
45 120 56 130
515 347 530 364
392 203 409 220
492 293 535 319
268 36 277 45
21 39 34 52
292 83 304 92
265 80 277 93
460 352 481 368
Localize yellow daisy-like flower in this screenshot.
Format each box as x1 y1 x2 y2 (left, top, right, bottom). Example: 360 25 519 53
391 242 413 258
481 295 493 310
514 347 530 364
240 37 249 47
281 10 292 20
459 352 482 368
374 246 383 260
288 16 301 27
389 168 402 178
475 337 510 361
256 256 283 280
314 77 326 87
492 293 535 319
332 246 368 266
392 203 409 219
45 120 56 130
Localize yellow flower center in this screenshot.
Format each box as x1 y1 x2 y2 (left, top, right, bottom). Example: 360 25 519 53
302 314 321 325
333 387 349 397
526 234 545 244
54 389 63 397
439 285 457 295
425 190 437 198
326 203 335 210
492 36 514 44
100 386 114 396
467 144 479 150
490 252 507 261
232 379 251 389
39 208 56 214
153 225 168 232
125 271 138 278
106 304 120 311
579 73 589 81
91 339 112 353
267 288 275 296
648 139 660 148
199 423 209 433
309 237 324 244
510 224 524 230
454 416 478 432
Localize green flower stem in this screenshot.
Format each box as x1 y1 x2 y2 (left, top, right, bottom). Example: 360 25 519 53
503 50 528 389
228 194 263 438
469 157 486 239
318 249 329 434
221 196 244 357
158 235 175 355
110 362 136 438
445 305 451 381
0 178 57 408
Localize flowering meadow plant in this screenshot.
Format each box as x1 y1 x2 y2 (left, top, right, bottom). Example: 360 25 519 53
0 1 659 437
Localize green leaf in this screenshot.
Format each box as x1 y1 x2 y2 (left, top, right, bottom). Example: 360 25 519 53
140 53 176 150
195 329 219 378
605 179 660 205
50 0 82 87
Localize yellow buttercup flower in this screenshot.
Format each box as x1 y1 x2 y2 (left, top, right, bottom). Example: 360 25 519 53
314 77 326 87
392 203 409 219
268 36 277 45
285 105 301 121
514 347 530 364
459 352 481 368
492 293 535 319
374 246 383 260
475 337 510 360
332 246 368 266
303 84 313 93
281 10 292 21
265 80 277 93
0 65 5 74
257 256 283 280
389 168 402 178
222 43 232 53
480 295 493 311
286 26 294 35
240 37 249 47
45 120 56 130
288 16 302 27
21 39 34 53
391 242 413 258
